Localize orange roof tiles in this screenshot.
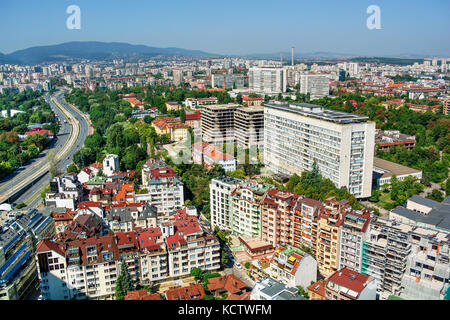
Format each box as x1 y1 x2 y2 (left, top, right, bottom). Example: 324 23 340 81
165 284 205 300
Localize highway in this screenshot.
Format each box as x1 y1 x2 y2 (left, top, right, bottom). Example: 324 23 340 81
0 89 91 208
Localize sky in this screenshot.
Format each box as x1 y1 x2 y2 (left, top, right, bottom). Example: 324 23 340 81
0 0 449 57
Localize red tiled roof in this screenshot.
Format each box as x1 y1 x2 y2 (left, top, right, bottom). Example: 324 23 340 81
125 290 161 300
127 98 143 106
307 279 327 298
226 292 251 300
207 274 247 294
165 284 205 300
192 141 234 161
36 239 65 256
327 267 372 296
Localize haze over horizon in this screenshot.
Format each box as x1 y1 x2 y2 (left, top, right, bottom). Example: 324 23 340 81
1 0 449 57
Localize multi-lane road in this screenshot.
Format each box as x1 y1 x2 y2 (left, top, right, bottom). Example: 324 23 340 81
0 89 91 209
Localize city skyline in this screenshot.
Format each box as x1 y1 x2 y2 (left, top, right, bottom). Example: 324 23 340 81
1 0 450 57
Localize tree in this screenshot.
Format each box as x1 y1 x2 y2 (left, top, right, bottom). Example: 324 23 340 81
180 109 186 123
48 150 60 178
227 169 246 180
115 261 134 300
67 163 79 174
427 189 444 202
73 147 97 168
298 285 310 299
190 267 203 282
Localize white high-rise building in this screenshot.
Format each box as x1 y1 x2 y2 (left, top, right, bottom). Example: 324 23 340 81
249 67 287 94
173 69 183 86
299 74 330 100
264 102 375 198
210 176 241 231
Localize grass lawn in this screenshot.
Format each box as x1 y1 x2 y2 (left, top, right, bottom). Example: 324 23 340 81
378 191 395 209
388 295 405 300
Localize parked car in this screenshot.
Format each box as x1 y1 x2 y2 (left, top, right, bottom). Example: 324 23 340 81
235 262 242 269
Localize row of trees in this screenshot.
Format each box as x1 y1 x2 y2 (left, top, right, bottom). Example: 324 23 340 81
0 91 59 178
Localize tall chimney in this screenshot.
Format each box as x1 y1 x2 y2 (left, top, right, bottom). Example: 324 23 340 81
292 47 295 66
280 52 283 66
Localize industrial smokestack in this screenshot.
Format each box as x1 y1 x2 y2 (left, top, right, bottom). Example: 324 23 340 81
280 52 283 66
292 47 295 66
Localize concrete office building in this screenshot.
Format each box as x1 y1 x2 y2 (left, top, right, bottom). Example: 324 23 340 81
234 106 264 149
201 104 239 145
299 74 330 100
264 102 375 198
249 67 287 94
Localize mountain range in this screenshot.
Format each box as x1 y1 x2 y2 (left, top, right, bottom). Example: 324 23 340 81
0 41 434 65
0 41 218 65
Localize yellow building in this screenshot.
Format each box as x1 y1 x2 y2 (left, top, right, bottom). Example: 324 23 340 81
444 97 450 115
169 123 189 142
151 117 178 136
315 198 346 276
165 101 180 111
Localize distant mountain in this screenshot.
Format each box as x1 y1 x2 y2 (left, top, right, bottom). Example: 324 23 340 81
243 51 359 60
2 41 219 65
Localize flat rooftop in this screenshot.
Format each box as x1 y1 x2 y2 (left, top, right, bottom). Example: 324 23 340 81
265 102 370 124
202 103 240 110
391 196 450 232
373 157 422 178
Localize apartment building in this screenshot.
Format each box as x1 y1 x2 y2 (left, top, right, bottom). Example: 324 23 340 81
361 217 412 295
212 74 245 89
184 97 218 109
35 213 221 300
105 203 158 233
210 176 241 231
264 102 375 198
0 210 55 300
315 198 346 276
45 174 84 209
325 267 377 300
269 245 317 288
249 67 287 94
201 104 239 145
36 236 121 300
375 129 416 151
293 198 323 254
261 188 301 247
137 227 168 285
338 208 372 273
234 106 264 149
231 180 269 238
163 213 221 278
139 159 184 216
299 74 330 100
401 227 449 300
444 97 450 115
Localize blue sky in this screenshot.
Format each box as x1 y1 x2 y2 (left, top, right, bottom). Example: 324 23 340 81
0 0 449 56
